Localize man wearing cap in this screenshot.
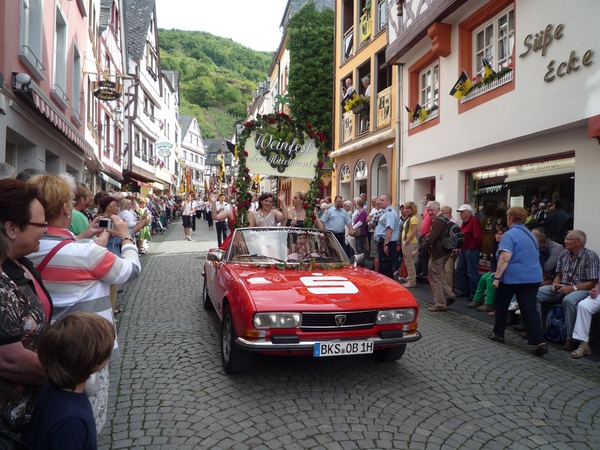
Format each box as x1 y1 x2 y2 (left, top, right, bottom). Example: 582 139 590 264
455 203 483 300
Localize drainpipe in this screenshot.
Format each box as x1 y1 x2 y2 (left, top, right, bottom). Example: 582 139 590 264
394 64 403 209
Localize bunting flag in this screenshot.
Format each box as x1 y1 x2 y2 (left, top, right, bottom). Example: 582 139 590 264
413 102 428 123
404 104 414 120
482 57 496 82
449 70 474 99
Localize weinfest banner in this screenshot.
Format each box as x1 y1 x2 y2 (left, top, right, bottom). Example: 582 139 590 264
235 112 329 229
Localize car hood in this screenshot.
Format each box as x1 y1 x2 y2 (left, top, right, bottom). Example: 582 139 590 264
228 265 417 312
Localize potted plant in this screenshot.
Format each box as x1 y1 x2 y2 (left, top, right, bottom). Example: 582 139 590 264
344 95 370 114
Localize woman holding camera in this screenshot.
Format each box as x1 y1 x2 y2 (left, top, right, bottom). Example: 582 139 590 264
490 206 546 356
26 175 141 433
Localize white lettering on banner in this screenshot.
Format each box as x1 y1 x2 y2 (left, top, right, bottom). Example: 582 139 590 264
300 276 358 294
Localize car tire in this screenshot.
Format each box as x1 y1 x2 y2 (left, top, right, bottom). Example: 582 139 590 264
202 277 213 311
372 344 406 362
221 305 253 374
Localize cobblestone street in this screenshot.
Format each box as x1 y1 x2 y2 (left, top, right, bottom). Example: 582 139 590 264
99 219 600 450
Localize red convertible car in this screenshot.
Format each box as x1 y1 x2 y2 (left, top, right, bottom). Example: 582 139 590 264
203 227 422 374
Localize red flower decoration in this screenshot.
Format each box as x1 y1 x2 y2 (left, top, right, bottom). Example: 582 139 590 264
306 123 313 129
286 117 292 123
277 112 285 117
245 175 251 180
262 114 267 119
238 203 244 209
245 121 253 127
314 199 320 204
319 134 326 142
317 161 325 168
303 202 309 209
308 130 315 138
231 186 236 193
319 184 325 190
311 215 317 221
244 200 250 207
243 151 248 157
244 167 250 173
269 118 275 124
324 151 329 158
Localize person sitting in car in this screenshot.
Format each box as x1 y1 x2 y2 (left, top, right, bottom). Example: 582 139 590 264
288 234 320 260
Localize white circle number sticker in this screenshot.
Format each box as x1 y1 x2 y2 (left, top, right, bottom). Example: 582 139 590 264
299 276 358 294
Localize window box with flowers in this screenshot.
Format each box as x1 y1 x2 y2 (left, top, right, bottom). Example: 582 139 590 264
344 95 370 114
461 66 513 103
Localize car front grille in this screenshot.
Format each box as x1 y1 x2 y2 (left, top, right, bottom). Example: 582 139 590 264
300 310 377 332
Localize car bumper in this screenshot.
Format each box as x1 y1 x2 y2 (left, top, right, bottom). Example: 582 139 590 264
236 330 422 352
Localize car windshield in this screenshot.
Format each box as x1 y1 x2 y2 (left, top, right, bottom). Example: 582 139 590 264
226 228 349 264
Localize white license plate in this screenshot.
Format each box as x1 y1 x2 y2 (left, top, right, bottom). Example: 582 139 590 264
313 341 374 357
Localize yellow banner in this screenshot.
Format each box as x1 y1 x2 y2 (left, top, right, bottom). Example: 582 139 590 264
359 14 371 44
244 131 319 179
377 87 392 127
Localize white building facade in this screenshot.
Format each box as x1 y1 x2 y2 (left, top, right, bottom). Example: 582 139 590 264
386 0 600 250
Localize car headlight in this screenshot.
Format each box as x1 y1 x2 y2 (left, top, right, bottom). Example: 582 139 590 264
376 309 416 324
253 313 302 329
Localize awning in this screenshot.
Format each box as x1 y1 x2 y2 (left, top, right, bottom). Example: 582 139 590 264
100 173 122 189
129 177 154 188
503 158 575 183
31 88 95 158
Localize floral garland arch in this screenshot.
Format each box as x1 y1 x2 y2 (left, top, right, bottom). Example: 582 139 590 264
234 112 329 229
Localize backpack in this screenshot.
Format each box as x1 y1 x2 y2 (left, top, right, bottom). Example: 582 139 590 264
439 216 464 250
545 304 567 342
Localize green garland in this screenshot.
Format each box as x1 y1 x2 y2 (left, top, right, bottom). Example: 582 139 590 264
235 112 329 229
239 262 350 271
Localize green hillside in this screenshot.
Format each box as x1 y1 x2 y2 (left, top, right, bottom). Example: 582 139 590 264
158 29 273 138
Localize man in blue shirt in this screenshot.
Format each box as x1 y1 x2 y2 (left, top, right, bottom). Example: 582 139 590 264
316 195 352 254
375 194 400 279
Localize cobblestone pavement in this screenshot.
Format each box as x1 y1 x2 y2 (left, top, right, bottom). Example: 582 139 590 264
99 219 600 450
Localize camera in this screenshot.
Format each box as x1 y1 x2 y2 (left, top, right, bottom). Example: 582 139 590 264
97 218 114 230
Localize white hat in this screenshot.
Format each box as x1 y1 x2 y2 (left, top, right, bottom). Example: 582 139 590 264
457 204 474 213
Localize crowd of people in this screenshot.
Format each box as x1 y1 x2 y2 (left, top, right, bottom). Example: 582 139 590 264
1 159 598 447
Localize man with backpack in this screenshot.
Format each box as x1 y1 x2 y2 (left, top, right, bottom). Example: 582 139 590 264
412 201 456 311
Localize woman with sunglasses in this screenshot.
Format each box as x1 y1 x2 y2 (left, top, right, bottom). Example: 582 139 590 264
0 179 53 436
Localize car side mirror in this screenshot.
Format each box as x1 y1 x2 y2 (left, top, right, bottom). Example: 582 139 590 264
207 250 223 262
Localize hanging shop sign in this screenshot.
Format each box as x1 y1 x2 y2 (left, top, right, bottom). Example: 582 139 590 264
518 23 593 82
156 141 173 157
92 80 123 101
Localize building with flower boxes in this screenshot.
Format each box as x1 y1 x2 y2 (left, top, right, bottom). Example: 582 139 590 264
382 0 600 250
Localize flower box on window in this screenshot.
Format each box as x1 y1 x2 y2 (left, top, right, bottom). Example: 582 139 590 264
461 69 513 103
352 102 369 114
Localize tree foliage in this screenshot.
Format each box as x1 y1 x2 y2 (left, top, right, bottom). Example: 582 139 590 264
286 4 335 148
158 29 272 137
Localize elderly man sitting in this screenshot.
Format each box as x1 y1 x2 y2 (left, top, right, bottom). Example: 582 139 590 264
536 230 599 351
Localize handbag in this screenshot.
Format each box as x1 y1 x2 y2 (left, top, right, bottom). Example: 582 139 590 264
350 226 362 238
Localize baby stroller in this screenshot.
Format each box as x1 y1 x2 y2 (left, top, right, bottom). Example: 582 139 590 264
151 211 165 234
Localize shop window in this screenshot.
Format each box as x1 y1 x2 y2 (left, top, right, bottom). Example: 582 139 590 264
340 164 351 183
20 0 45 80
458 0 515 112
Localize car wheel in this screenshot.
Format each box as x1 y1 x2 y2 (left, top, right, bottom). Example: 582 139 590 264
372 344 406 362
221 305 253 374
202 277 213 311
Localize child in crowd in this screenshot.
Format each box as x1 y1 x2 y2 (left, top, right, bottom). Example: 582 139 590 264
27 312 115 450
